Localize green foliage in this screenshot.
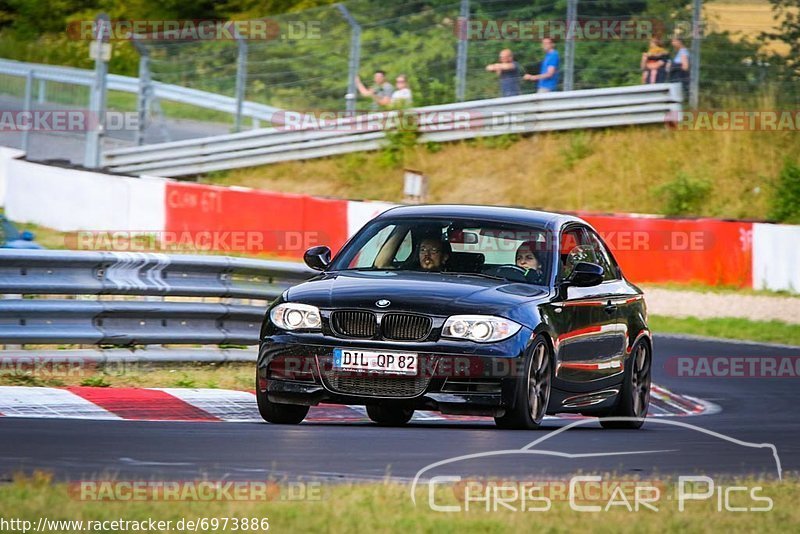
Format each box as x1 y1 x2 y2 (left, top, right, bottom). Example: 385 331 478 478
653 172 712 216
336 152 370 185
560 131 593 169
476 133 521 150
763 0 800 79
80 375 110 387
0 0 796 110
768 159 800 223
173 373 197 388
379 109 419 168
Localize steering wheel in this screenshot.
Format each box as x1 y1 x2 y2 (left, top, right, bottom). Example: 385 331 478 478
482 265 530 283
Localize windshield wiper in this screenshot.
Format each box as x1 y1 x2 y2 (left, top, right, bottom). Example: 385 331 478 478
443 272 506 281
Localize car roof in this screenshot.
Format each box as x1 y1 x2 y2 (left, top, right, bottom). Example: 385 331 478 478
375 204 585 230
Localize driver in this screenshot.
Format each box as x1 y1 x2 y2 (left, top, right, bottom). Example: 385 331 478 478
515 241 545 281
418 237 450 271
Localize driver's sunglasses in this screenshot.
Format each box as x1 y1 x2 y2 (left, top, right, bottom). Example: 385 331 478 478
420 246 441 255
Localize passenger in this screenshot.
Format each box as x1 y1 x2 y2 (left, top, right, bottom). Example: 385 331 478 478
418 237 450 272
515 241 545 281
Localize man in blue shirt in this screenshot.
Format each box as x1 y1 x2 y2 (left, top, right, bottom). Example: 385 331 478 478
524 38 559 93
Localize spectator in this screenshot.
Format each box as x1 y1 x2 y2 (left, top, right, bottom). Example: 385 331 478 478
640 38 669 84
523 38 560 93
390 75 413 106
485 49 522 97
355 70 394 108
669 36 690 96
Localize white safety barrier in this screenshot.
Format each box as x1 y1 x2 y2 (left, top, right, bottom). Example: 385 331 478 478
752 223 800 292
4 158 166 232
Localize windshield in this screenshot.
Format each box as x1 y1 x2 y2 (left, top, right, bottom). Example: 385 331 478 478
329 217 552 285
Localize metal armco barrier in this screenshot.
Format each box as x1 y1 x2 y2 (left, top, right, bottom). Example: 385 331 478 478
0 58 283 123
102 83 683 177
0 250 316 346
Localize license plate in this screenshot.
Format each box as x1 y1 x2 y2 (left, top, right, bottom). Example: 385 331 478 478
333 349 418 375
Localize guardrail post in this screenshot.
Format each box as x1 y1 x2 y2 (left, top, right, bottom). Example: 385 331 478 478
234 32 248 132
132 37 151 146
37 78 46 104
22 70 34 153
455 0 469 102
563 0 577 91
690 0 702 109
84 13 110 169
337 4 361 115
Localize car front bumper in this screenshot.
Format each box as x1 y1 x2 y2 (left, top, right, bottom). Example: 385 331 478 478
258 331 534 417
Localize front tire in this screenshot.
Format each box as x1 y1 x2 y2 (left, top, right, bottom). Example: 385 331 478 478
495 336 552 429
256 371 309 424
599 339 652 429
366 404 414 426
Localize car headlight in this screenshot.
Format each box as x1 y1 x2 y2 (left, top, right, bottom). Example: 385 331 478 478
441 315 522 343
270 303 322 331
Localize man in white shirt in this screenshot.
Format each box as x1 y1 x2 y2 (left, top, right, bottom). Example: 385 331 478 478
390 75 413 106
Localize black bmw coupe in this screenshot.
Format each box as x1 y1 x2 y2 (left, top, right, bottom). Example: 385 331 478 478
257 205 652 429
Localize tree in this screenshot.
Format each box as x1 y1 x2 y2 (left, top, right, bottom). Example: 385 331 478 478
763 0 800 78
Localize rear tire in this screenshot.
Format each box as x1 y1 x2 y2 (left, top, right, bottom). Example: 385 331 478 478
599 339 651 429
256 371 309 424
366 404 414 426
494 336 552 430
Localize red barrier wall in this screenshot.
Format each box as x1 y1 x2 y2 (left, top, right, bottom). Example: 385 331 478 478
580 214 753 287
164 182 349 258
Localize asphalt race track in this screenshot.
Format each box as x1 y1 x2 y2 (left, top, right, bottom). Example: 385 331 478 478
1 335 797 483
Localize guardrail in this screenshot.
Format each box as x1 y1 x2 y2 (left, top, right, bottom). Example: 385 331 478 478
0 250 315 347
0 58 283 123
102 83 682 177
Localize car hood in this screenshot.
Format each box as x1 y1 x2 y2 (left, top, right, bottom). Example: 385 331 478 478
285 270 551 319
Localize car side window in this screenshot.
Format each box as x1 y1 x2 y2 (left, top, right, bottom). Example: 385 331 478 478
587 230 620 281
350 224 396 268
394 231 413 263
559 227 597 280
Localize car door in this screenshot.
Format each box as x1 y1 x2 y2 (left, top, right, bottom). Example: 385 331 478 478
551 225 626 384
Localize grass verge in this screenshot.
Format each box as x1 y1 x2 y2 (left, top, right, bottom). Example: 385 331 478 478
0 362 254 389
650 315 800 346
0 473 796 533
205 127 800 222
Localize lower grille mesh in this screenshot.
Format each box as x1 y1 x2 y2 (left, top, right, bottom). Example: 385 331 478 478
317 356 436 398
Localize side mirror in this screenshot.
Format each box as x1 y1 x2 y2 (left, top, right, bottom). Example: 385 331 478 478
304 245 331 271
566 262 604 288
21 230 35 241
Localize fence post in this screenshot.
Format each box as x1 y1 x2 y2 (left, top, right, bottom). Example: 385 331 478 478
234 32 248 132
455 0 469 102
337 4 361 115
563 0 577 91
84 13 110 169
22 70 34 153
690 0 702 109
132 37 151 146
